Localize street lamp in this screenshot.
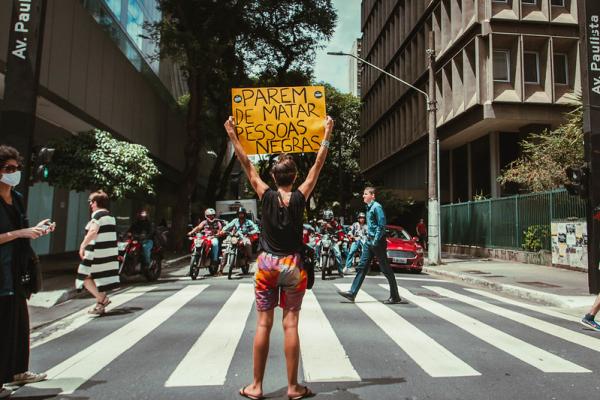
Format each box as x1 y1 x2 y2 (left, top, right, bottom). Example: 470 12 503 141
328 42 442 265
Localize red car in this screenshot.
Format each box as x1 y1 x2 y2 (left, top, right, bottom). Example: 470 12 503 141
383 225 424 273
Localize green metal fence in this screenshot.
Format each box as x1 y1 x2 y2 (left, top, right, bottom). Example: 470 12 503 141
440 189 587 250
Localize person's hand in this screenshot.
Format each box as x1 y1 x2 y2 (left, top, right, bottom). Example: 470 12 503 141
17 227 46 239
224 117 237 140
36 219 56 234
324 115 334 135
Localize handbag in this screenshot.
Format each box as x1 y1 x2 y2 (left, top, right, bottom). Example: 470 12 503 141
301 244 315 290
12 192 43 295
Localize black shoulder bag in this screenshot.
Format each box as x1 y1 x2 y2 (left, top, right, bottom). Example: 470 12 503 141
12 193 43 296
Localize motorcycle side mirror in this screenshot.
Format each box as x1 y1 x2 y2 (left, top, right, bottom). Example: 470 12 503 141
412 237 419 242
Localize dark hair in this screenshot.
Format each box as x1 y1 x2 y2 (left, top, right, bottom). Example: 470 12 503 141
364 186 376 195
271 154 297 187
89 190 110 209
0 145 23 168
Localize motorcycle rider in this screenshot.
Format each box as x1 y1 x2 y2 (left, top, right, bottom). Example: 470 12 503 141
128 210 154 267
316 209 344 276
187 208 223 270
343 212 368 274
218 207 260 272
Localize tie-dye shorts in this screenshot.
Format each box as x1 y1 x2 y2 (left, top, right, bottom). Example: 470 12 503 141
254 252 307 311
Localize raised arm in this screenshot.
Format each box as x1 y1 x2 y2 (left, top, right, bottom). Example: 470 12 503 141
298 116 334 199
224 117 269 200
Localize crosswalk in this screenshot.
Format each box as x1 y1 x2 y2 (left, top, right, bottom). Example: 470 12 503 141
23 279 600 396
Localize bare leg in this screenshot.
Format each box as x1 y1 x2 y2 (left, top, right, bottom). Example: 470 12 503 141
282 309 305 398
589 294 600 317
83 277 105 303
242 309 274 398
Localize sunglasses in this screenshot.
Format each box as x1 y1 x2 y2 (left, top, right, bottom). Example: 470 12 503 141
0 165 22 173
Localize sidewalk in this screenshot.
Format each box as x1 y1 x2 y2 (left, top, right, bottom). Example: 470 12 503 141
424 254 596 313
28 252 190 308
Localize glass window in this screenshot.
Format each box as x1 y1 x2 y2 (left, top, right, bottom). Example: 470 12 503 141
551 0 565 6
522 0 536 4
554 53 569 85
523 51 540 84
104 0 122 19
492 0 508 2
127 0 144 49
493 50 510 82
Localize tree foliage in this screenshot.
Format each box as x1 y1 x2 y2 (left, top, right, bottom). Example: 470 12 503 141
498 102 583 192
48 130 160 199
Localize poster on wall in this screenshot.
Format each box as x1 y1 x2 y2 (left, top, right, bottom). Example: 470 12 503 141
551 220 588 270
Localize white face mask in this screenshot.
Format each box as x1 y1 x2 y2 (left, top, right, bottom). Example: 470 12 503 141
0 171 21 187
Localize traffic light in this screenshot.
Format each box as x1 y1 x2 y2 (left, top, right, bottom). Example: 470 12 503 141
564 165 589 198
32 147 54 182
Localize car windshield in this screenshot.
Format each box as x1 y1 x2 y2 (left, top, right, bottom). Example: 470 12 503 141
386 226 411 240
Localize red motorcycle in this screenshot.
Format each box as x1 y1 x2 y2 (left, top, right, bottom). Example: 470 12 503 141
118 233 162 281
188 233 219 279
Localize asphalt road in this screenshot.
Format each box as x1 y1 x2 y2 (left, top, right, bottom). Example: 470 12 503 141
9 264 600 400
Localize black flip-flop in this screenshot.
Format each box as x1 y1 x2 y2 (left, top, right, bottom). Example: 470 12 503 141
239 386 265 400
288 386 315 400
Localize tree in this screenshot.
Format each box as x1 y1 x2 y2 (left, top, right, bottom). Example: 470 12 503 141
498 102 583 192
47 130 160 199
147 0 336 249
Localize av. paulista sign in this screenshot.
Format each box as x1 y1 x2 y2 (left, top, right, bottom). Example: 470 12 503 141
580 0 600 293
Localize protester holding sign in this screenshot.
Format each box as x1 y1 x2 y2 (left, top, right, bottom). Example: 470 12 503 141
224 114 334 400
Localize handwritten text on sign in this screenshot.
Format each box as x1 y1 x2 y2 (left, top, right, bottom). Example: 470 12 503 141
232 86 326 155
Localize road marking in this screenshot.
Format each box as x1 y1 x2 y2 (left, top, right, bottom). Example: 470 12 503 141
426 286 600 355
464 289 580 323
299 290 361 382
386 285 590 373
31 286 157 349
165 284 255 387
365 275 449 282
336 284 480 378
27 285 208 394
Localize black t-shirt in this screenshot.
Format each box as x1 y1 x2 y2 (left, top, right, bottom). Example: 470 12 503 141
259 189 306 256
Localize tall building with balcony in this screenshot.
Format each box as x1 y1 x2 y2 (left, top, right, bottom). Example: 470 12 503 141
360 0 580 204
0 0 202 255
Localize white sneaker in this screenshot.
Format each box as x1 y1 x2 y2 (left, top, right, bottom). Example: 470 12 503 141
342 268 351 274
9 371 47 385
0 387 12 399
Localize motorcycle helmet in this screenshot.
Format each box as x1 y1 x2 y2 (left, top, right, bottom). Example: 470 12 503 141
357 212 366 219
238 207 247 218
323 209 334 221
205 208 216 219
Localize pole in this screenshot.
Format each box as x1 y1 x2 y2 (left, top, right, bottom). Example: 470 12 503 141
0 0 48 202
338 137 344 223
427 32 441 265
579 0 600 293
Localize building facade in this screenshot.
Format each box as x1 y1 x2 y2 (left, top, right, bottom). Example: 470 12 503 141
349 38 363 97
360 0 580 204
0 0 207 255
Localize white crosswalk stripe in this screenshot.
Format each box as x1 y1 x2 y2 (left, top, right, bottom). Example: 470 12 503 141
299 290 361 382
165 284 255 387
24 281 599 397
337 283 480 378
28 285 208 394
425 286 600 353
389 285 591 373
31 286 158 349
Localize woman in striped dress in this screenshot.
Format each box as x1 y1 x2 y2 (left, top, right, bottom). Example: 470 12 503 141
76 190 120 315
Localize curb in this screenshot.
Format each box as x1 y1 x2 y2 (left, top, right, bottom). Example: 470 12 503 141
423 266 591 308
31 254 190 309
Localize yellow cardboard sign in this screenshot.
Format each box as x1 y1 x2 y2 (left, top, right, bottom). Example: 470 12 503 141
231 86 326 155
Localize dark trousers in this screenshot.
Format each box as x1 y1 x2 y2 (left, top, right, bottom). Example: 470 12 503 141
349 239 400 299
0 295 30 384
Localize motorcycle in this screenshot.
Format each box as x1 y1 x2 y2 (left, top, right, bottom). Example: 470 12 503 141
317 233 340 280
117 233 162 282
220 231 251 280
188 234 219 280
345 235 363 269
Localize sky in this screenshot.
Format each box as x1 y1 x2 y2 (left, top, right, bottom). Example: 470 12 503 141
313 0 362 93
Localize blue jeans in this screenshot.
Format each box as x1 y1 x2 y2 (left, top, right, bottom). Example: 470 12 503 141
210 237 220 263
344 240 363 269
142 239 154 266
349 240 399 299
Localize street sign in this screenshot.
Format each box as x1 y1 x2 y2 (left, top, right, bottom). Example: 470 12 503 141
0 0 48 200
579 0 600 293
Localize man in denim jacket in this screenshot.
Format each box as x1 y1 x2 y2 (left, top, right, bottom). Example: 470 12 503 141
337 186 404 304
